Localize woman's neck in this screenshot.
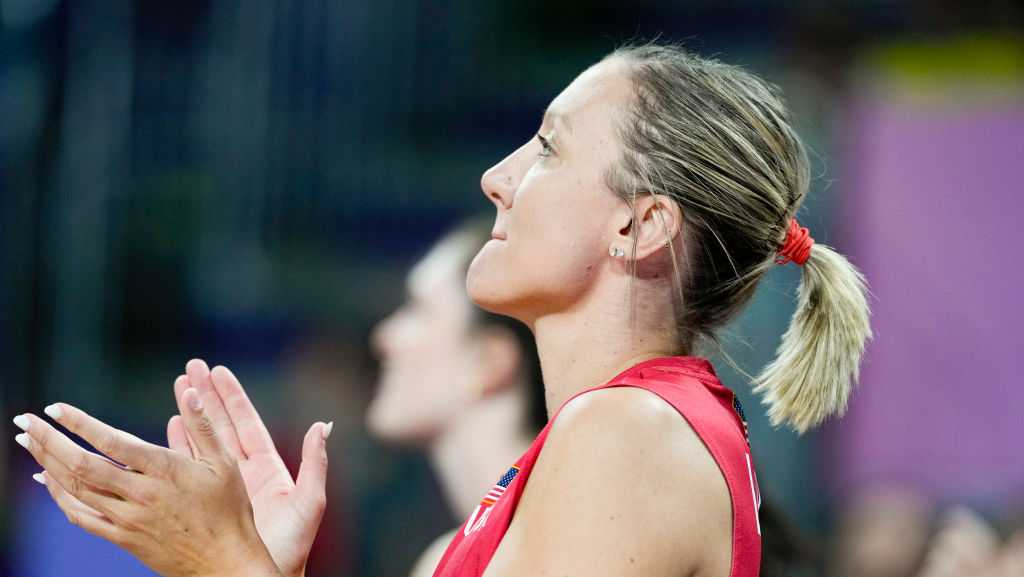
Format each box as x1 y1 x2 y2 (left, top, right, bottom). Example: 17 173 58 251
531 279 680 416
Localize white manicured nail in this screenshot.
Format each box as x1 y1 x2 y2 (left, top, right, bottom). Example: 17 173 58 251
15 433 30 450
323 421 334 441
32 473 46 485
44 404 63 420
12 415 29 432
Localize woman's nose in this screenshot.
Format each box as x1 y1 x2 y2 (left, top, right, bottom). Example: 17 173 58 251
370 315 395 357
480 164 514 210
480 145 527 210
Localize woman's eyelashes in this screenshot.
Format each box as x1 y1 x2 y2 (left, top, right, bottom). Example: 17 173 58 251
536 133 554 158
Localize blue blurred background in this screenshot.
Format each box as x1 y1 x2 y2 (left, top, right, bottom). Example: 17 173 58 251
2 1 1022 576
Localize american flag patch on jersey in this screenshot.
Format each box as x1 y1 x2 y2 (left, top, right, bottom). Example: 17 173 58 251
480 465 520 507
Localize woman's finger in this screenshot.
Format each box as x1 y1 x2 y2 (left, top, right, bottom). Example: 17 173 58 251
15 429 134 522
185 359 245 459
209 365 280 459
177 387 227 460
39 471 131 547
14 413 144 499
40 403 165 475
295 421 332 514
172 375 199 458
167 415 194 458
33 470 109 520
173 373 189 401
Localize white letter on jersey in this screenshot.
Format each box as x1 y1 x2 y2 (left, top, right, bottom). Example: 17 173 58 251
463 504 494 537
745 452 762 535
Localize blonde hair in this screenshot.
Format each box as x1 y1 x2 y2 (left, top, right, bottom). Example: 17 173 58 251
606 43 872 433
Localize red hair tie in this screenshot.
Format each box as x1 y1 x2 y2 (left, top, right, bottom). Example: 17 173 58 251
775 218 814 266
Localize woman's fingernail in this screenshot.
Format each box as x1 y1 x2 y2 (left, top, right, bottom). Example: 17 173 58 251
44 404 63 420
186 389 203 412
32 472 46 485
15 433 30 450
323 421 334 441
12 414 29 432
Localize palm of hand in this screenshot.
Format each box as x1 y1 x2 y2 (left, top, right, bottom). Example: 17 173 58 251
169 362 330 577
240 452 321 577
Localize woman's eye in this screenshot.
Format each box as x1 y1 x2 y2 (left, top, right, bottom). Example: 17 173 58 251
536 134 553 158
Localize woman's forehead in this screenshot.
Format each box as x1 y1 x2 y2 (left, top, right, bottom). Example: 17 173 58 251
545 58 633 133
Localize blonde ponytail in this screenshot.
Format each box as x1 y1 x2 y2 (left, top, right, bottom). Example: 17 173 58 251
751 243 873 433
607 43 873 434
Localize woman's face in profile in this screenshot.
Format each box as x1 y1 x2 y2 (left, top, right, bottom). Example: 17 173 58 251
367 240 483 443
466 58 635 324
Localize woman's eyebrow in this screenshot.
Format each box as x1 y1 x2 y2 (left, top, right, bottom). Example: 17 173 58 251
542 109 574 136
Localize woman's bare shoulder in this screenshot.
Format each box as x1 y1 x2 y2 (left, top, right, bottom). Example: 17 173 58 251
553 385 722 467
483 386 733 577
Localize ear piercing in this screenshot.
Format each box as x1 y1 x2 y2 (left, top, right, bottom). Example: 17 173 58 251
609 246 625 258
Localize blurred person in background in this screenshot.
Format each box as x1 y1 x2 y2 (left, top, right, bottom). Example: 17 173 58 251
364 217 546 577
828 487 935 577
914 506 1024 577
12 42 873 577
829 492 1024 577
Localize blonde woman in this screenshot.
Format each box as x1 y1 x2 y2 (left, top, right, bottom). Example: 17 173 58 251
12 43 870 577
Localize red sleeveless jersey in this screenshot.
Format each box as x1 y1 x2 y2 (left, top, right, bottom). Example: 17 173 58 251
432 356 763 577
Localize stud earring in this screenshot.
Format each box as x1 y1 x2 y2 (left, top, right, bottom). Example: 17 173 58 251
609 246 625 258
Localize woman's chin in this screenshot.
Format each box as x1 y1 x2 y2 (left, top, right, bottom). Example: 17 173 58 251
466 251 517 316
466 275 509 315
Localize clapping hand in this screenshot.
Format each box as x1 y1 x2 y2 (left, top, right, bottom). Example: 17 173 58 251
166 360 332 577
12 379 284 577
12 359 332 577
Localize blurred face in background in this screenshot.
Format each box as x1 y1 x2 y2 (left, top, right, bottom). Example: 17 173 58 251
367 238 486 443
467 58 633 323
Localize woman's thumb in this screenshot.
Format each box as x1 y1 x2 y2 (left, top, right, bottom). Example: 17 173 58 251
295 421 331 514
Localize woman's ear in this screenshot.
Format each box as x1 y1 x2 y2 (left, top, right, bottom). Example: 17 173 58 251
612 201 634 238
613 194 683 262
